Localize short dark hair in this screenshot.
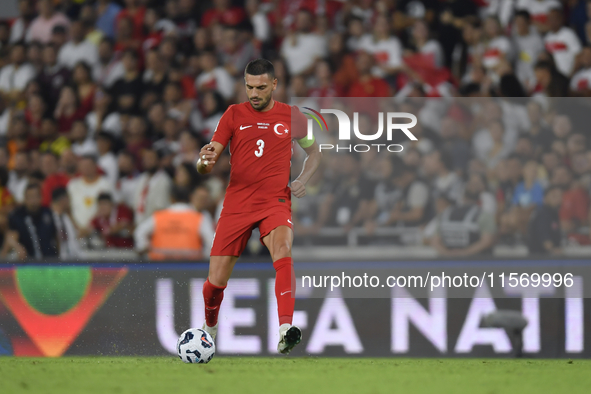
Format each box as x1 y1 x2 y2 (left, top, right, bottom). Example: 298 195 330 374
28 41 42 50
515 10 531 21
544 185 562 197
507 153 522 162
346 15 364 25
146 7 162 18
165 81 183 91
466 16 481 29
180 130 199 143
204 91 226 115
96 131 114 144
29 170 45 183
390 157 413 178
122 49 138 60
518 134 532 143
119 150 135 160
43 42 58 52
553 165 572 176
143 146 163 159
74 61 92 77
80 153 98 163
178 162 201 189
25 183 41 194
499 74 527 97
171 185 191 203
41 151 59 161
471 172 488 188
72 119 87 128
99 36 114 47
438 150 454 171
0 167 8 187
51 24 68 35
97 192 112 202
11 41 26 50
534 60 553 72
244 58 275 80
459 82 481 96
51 187 68 202
42 115 57 124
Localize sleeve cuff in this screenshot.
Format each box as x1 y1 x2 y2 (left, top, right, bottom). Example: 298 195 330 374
297 134 315 149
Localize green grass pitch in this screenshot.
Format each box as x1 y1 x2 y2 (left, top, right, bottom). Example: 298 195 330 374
1 357 590 394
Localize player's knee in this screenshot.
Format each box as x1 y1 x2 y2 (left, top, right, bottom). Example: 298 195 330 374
208 266 231 287
208 274 228 287
273 241 292 259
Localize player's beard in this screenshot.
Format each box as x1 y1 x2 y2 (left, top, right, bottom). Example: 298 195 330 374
249 93 272 111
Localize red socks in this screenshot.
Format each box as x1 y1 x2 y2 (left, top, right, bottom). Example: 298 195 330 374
203 279 226 327
273 257 295 326
203 258 295 327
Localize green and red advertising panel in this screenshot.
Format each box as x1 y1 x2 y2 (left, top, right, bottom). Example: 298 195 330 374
0 261 590 358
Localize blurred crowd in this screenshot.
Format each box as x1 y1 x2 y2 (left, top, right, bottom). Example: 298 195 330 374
0 0 589 259
291 96 590 257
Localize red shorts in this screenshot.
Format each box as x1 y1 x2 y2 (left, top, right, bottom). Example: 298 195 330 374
211 205 293 256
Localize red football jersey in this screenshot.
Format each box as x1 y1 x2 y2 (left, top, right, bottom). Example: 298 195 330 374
212 101 307 213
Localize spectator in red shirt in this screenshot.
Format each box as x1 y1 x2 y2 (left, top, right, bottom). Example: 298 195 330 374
40 151 70 207
114 17 142 57
347 51 392 98
116 0 146 41
72 62 97 117
347 51 392 115
0 167 15 215
142 8 165 52
168 62 197 100
201 0 246 28
328 33 358 94
124 116 151 169
91 192 134 248
53 85 85 134
309 60 342 107
553 166 590 244
24 93 46 137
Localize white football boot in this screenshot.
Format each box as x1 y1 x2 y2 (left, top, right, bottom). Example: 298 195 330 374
201 323 218 341
277 324 302 355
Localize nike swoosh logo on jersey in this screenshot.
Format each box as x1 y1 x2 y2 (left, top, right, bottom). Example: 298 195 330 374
287 219 293 224
280 290 291 296
240 125 253 130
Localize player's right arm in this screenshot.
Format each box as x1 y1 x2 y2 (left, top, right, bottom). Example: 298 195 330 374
196 105 234 175
196 141 225 174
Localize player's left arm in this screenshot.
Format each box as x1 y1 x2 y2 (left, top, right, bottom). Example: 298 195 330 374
292 138 321 198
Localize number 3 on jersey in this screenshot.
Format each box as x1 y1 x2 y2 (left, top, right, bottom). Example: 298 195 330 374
254 139 265 157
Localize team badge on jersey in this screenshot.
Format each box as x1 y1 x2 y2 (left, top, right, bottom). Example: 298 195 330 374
273 122 290 138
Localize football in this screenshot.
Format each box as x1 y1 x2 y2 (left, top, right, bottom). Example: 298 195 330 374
177 328 216 364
